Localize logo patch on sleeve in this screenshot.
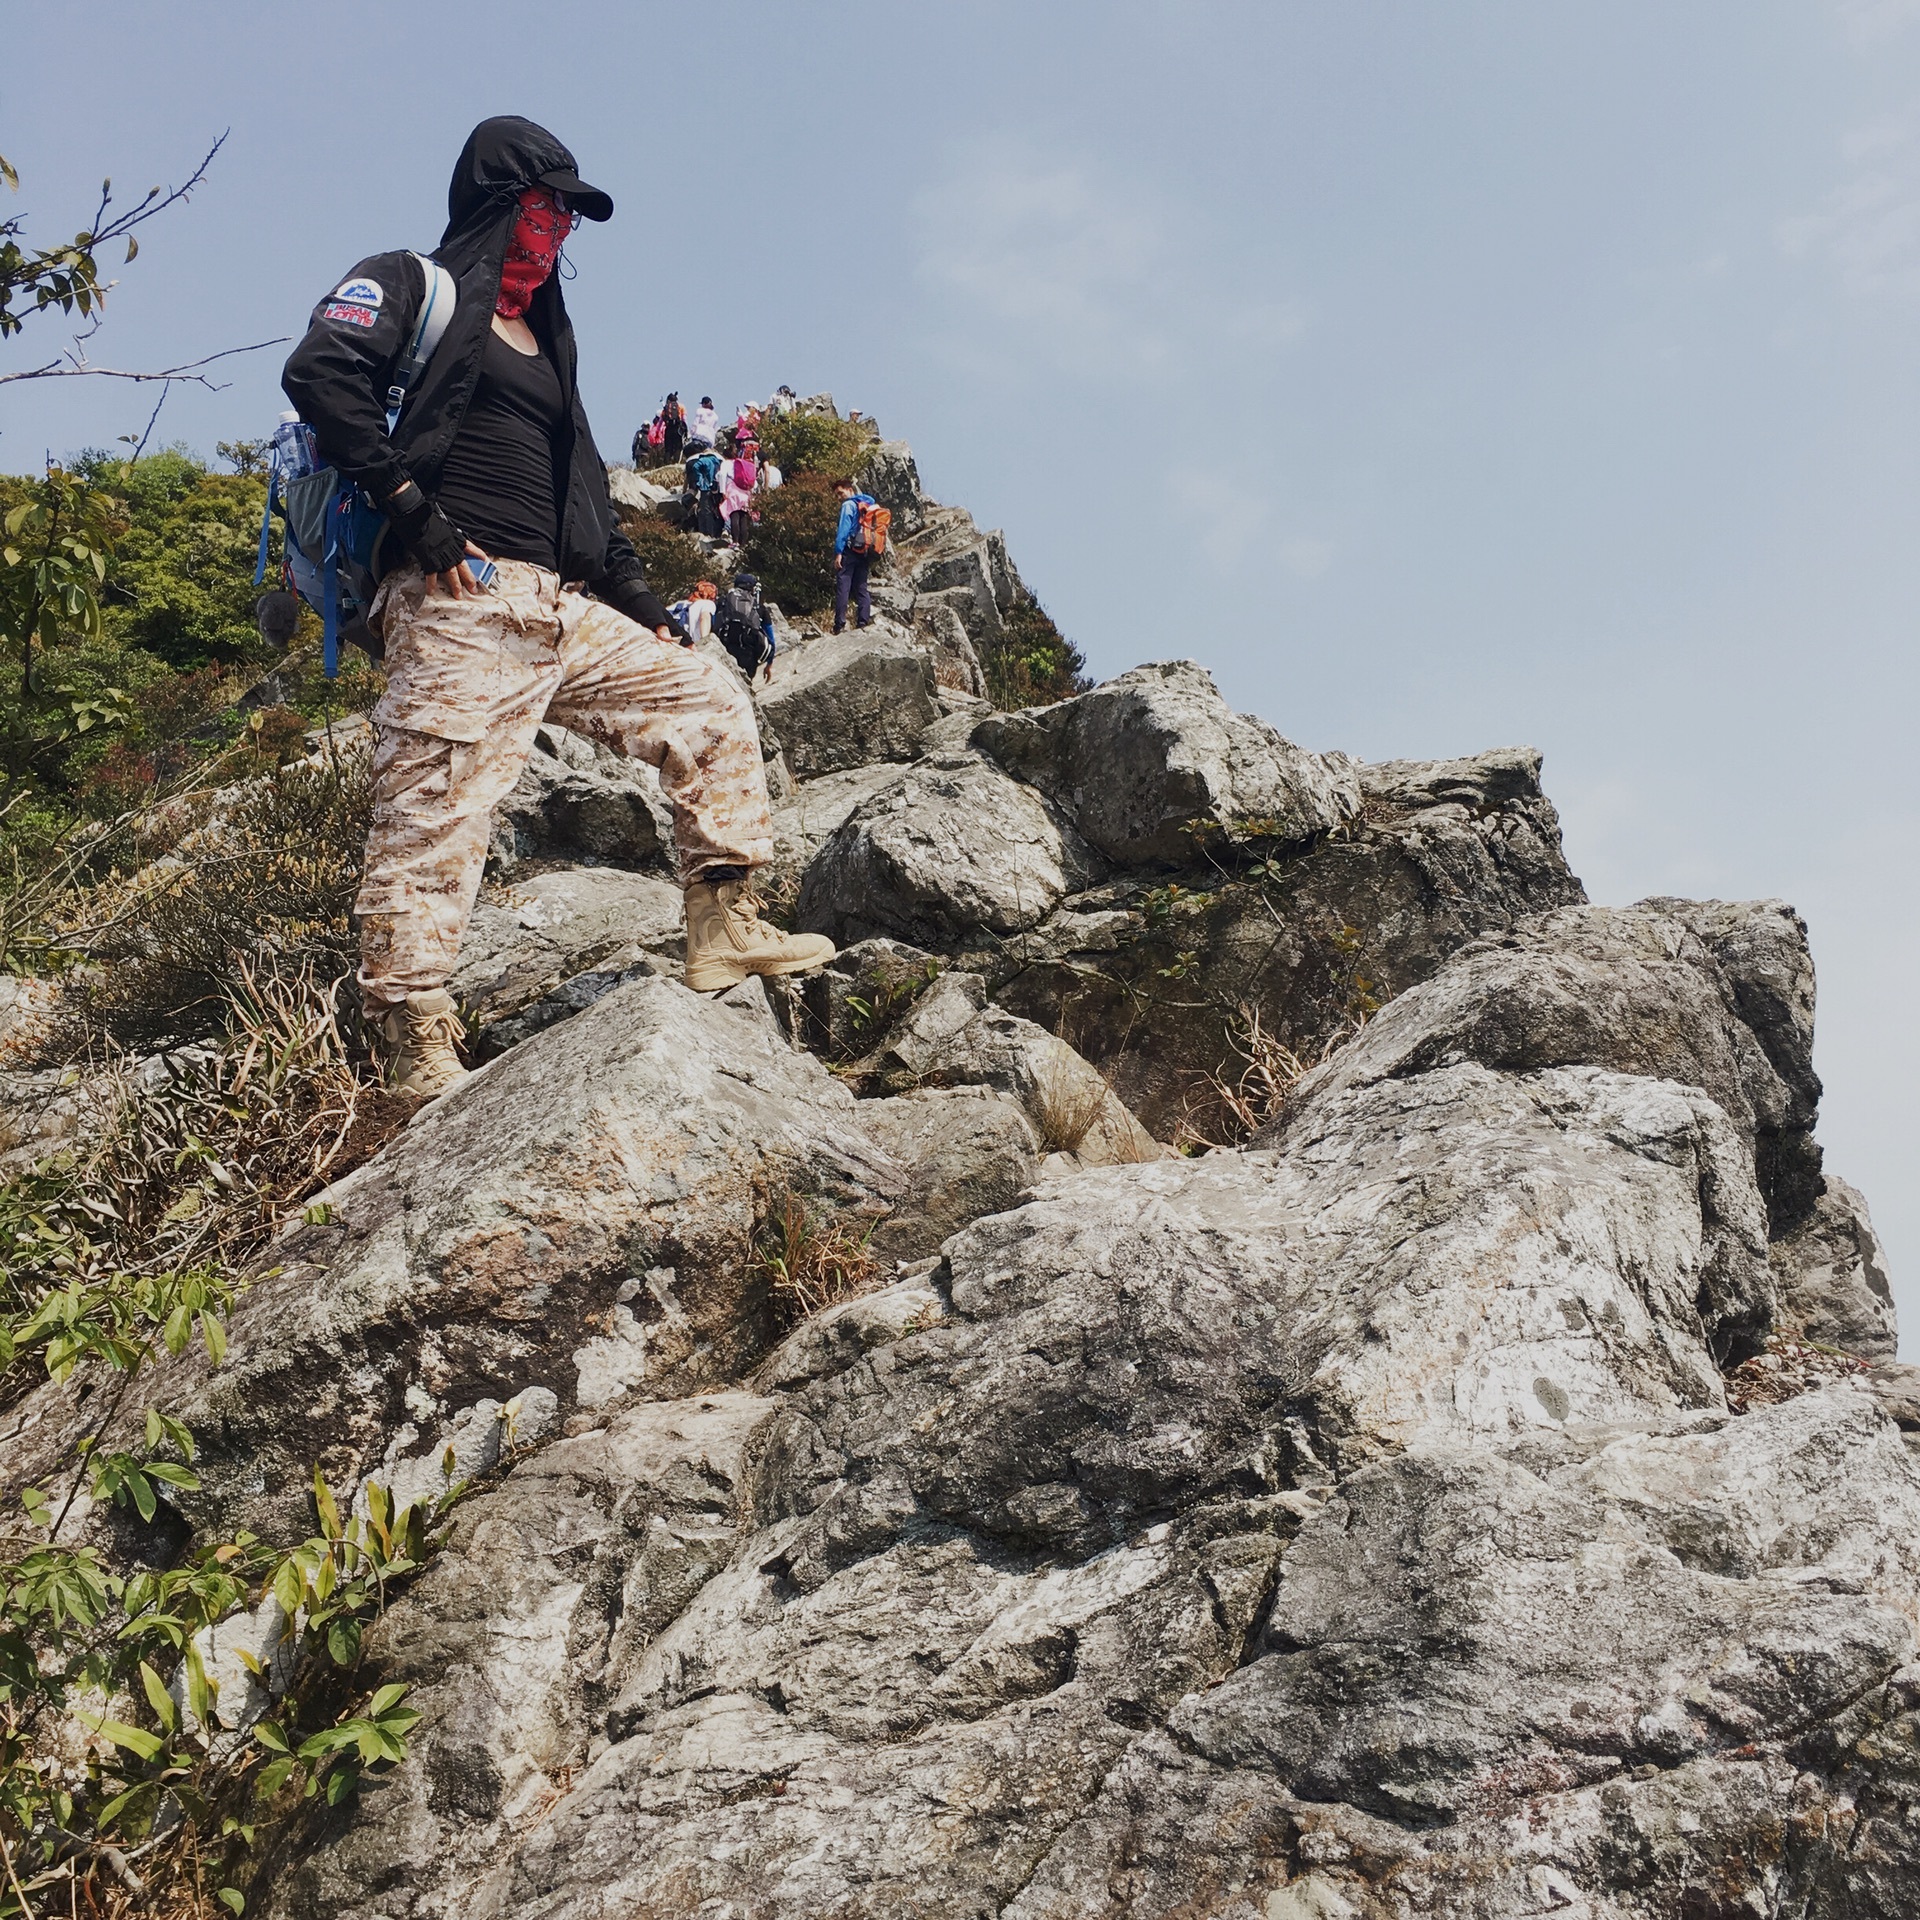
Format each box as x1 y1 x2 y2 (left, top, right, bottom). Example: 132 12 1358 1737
323 301 378 328
334 277 383 308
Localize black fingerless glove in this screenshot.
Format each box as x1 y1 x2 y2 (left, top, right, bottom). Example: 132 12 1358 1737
601 576 686 641
382 480 468 574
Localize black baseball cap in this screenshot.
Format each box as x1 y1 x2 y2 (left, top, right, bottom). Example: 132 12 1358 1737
541 165 613 222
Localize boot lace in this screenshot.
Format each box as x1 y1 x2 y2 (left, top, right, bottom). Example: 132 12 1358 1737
409 1004 466 1052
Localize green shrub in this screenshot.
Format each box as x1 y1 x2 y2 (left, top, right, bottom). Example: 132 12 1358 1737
743 473 843 615
618 510 720 606
755 410 877 486
75 446 278 672
980 594 1089 708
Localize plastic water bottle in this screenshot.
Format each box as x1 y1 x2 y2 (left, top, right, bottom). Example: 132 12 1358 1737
271 409 315 481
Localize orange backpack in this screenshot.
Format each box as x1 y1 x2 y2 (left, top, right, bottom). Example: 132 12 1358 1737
850 500 891 557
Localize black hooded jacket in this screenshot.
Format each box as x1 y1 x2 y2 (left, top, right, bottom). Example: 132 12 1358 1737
282 118 669 626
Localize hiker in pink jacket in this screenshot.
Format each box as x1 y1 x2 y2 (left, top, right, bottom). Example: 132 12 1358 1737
720 440 760 546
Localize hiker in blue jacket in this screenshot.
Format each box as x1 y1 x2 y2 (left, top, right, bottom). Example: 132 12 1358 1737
833 478 877 634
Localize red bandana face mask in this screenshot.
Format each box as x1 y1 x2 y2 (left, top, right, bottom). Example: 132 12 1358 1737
496 188 573 320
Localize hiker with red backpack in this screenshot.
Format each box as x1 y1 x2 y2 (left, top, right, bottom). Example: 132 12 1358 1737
721 440 760 546
832 478 889 633
662 392 687 463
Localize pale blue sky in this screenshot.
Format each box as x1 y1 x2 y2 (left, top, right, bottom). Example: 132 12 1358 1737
5 1 1916 1339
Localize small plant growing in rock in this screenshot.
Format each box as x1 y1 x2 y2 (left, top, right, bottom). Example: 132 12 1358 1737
751 1188 881 1325
1174 1002 1361 1153
1029 1056 1115 1156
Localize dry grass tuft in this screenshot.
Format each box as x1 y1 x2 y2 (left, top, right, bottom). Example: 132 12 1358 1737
50 755 371 1049
751 1187 883 1326
1029 1052 1117 1156
1175 1004 1362 1153
17 958 405 1290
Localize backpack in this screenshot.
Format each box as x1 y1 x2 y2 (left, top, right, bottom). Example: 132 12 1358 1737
254 251 459 675
848 499 891 557
687 450 721 493
647 416 666 449
714 580 772 677
731 455 757 491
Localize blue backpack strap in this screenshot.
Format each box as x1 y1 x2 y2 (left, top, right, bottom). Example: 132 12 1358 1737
321 479 344 679
253 462 277 587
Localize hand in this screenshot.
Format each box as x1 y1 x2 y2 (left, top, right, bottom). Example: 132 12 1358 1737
426 541 493 599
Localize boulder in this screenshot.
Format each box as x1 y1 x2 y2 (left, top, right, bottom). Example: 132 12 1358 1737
1007 1389 1920 1918
1643 895 1824 1222
1770 1174 1897 1357
757 622 941 779
797 756 1103 947
892 504 1020 645
909 596 987 697
605 468 679 514
46 976 909 1540
261 1054 1797 1918
907 1003 1165 1166
489 723 673 875
860 438 928 539
992 744 1586 1137
766 761 912 886
974 660 1363 866
1279 902 1820 1231
796 936 944 1060
855 1084 1040 1261
449 866 685 1026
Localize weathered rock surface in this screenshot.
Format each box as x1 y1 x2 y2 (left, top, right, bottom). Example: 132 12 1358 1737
893 502 1023 648
975 660 1362 865
1279 901 1823 1229
1006 1387 1920 1919
758 622 942 779
767 761 912 885
450 866 684 1025
993 744 1587 1135
260 1038 1842 1919
488 724 673 876
17 976 909 1542
1771 1174 1897 1356
856 1085 1040 1260
798 755 1104 946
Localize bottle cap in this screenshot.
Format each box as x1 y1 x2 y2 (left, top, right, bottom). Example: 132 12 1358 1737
278 409 301 424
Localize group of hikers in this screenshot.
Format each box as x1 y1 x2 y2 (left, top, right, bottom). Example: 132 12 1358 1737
633 391 789 545
280 115 841 1100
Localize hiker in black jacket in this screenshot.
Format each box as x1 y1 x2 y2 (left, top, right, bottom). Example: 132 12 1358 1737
282 116 831 1098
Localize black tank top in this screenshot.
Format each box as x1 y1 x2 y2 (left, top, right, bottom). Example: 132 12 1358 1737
433 327 565 571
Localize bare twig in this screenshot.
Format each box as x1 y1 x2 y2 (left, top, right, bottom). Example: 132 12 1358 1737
125 378 170 460
0 334 289 388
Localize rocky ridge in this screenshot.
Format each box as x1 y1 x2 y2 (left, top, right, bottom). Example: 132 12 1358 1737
22 425 1916 1917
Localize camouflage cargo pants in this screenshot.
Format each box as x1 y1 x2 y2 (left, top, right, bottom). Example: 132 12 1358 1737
355 561 774 1005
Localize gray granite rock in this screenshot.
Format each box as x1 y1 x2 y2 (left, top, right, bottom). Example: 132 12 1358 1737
489 724 674 876
757 622 941 779
1771 1174 1897 1357
450 865 686 1026
974 660 1362 866
798 756 1104 946
1278 902 1821 1232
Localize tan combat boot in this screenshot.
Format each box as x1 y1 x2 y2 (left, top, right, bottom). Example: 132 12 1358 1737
683 875 835 992
374 989 470 1099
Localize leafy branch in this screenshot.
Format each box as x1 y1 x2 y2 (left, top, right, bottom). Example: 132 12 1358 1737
0 135 288 389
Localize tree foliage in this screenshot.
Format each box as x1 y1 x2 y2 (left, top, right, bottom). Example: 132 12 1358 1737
742 473 842 615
